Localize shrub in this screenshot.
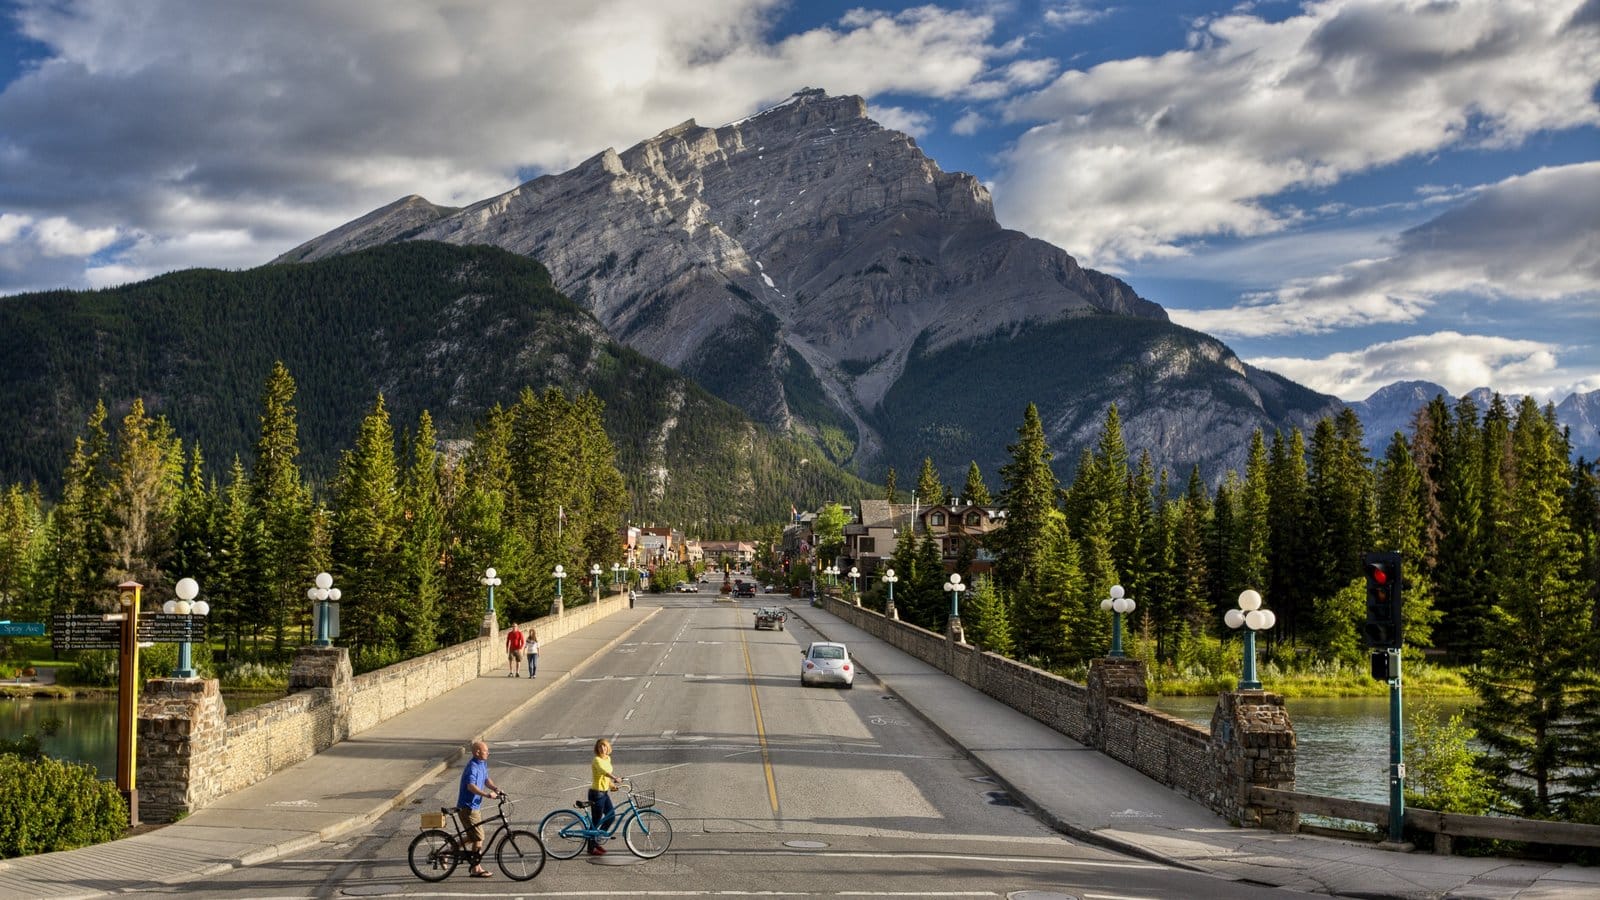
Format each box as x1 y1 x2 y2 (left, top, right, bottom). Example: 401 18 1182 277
62 650 117 687
0 754 126 857
218 660 289 690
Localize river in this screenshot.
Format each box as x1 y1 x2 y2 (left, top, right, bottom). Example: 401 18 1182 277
1 692 283 777
1147 694 1472 804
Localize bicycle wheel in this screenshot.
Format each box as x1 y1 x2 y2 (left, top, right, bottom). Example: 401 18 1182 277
538 808 589 860
408 829 460 882
496 828 546 880
623 809 674 858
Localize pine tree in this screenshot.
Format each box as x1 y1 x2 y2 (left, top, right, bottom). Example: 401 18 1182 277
398 412 445 654
909 530 947 630
1015 509 1078 663
994 404 1059 590
962 574 1013 655
332 395 403 656
214 457 267 655
916 457 946 507
251 362 313 653
169 445 216 600
1171 467 1211 658
1374 431 1439 647
1468 398 1599 818
0 484 45 622
1436 396 1489 659
884 467 898 504
49 402 113 613
1237 431 1272 600
104 398 184 592
961 461 992 505
1072 502 1117 663
1268 429 1312 644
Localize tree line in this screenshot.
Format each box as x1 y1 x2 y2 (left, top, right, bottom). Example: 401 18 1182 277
0 362 626 671
861 398 1598 822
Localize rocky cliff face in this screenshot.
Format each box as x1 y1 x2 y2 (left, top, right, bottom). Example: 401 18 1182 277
280 88 1336 483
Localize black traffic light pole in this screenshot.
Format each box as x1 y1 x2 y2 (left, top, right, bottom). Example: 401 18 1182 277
1363 551 1405 844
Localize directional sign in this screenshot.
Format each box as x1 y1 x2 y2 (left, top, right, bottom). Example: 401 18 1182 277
0 622 45 637
137 614 207 643
52 613 122 651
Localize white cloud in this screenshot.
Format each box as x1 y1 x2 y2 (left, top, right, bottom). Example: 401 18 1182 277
1169 162 1600 337
871 105 934 138
1044 1 1115 28
951 109 987 136
995 0 1600 268
1251 331 1578 401
0 214 31 244
0 0 1032 293
32 216 119 257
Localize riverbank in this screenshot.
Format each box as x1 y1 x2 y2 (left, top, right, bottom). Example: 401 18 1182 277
1145 658 1474 699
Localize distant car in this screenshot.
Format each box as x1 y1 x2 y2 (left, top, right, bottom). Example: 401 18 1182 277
801 642 854 688
735 582 757 598
763 584 775 593
675 582 698 593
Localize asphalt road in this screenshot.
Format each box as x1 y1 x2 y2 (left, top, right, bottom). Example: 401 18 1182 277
113 596 1320 899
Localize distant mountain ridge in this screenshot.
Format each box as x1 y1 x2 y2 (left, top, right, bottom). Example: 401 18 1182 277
0 243 874 526
1349 380 1600 460
280 88 1339 485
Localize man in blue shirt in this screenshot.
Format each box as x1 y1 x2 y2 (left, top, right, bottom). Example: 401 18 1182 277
456 740 502 877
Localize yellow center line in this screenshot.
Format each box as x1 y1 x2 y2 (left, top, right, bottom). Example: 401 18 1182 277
739 617 780 813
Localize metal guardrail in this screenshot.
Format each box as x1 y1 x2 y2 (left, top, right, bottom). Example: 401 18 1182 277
1248 786 1600 853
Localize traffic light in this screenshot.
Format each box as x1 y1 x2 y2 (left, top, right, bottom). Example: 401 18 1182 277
1361 551 1403 649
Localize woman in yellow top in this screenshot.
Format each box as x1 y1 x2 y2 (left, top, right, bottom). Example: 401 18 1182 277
587 738 618 855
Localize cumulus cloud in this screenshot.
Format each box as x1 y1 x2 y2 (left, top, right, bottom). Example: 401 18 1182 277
0 0 1039 293
1044 1 1115 28
995 0 1600 268
1251 331 1579 401
871 105 934 138
1168 162 1600 337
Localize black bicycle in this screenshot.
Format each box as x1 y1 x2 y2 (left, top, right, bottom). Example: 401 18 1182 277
408 794 546 881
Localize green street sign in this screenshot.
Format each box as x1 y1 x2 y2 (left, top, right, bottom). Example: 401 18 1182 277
0 622 45 637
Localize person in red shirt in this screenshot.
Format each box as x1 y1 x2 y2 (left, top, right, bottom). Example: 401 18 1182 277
505 625 525 677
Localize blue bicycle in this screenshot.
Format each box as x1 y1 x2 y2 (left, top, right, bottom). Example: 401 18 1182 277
538 777 674 860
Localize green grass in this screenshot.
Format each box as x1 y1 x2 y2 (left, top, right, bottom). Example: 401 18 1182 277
1148 657 1473 699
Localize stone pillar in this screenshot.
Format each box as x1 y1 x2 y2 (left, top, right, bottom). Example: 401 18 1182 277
137 678 227 823
289 645 353 746
1086 657 1148 750
1210 690 1297 829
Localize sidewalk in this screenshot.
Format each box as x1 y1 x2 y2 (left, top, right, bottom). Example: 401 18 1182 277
0 607 659 900
792 601 1600 900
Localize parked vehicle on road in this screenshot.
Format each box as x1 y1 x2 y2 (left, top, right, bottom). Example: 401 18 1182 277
801 641 854 688
753 607 787 630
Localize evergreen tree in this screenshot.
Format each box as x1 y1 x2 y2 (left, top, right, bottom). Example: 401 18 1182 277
571 392 628 592
1170 468 1211 659
962 574 1013 655
884 467 898 504
0 484 45 622
1237 431 1272 600
442 405 519 642
1267 429 1312 644
214 458 267 655
1434 396 1489 658
1072 502 1117 663
1209 471 1240 619
994 404 1059 590
1016 509 1078 663
398 412 445 654
916 457 946 507
104 398 184 592
331 395 403 656
169 445 216 603
1308 412 1372 603
251 362 314 653
1374 431 1439 647
1145 480 1181 662
961 461 992 505
908 530 947 630
49 402 113 613
1468 397 1599 817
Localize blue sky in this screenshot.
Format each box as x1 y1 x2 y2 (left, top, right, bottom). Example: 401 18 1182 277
1 0 1596 401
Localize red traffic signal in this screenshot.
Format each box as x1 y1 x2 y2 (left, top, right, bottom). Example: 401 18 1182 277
1361 551 1403 649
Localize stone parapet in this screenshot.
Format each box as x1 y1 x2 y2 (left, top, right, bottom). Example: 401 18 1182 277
137 678 227 822
1210 690 1298 829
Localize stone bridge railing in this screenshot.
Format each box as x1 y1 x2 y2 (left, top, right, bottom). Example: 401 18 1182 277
135 591 627 823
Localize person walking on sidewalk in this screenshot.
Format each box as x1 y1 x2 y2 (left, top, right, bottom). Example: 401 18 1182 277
586 738 619 855
457 740 503 877
505 625 525 677
525 627 539 678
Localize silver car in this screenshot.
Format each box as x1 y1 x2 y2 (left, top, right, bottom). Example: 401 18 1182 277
801 642 854 688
